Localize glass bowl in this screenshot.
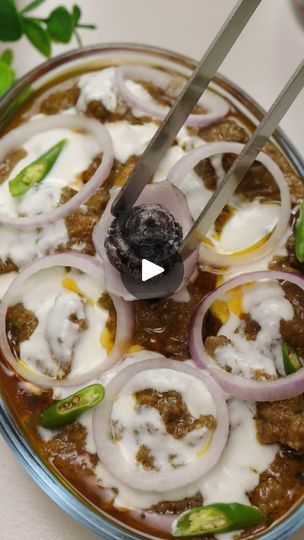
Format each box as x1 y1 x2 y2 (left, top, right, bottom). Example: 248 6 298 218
0 43 303 540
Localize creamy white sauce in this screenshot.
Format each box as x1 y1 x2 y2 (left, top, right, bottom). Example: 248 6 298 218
111 368 215 475
172 151 281 255
221 227 291 283
77 67 126 114
77 67 166 119
213 280 294 378
0 219 68 269
0 128 99 218
105 121 158 163
11 266 110 380
176 125 205 151
125 79 167 118
209 200 280 253
153 146 185 182
45 291 86 366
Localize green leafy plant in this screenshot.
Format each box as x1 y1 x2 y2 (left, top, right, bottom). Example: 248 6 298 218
0 0 96 96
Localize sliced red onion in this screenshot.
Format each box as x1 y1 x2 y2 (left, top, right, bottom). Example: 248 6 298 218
0 253 133 388
168 141 291 269
0 115 113 229
93 357 229 492
116 64 230 127
93 182 198 300
190 270 304 401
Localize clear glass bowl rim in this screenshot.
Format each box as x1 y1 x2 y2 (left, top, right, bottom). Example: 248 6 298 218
0 42 303 540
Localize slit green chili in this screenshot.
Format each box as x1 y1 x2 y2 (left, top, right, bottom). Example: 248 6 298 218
282 342 302 375
295 202 304 263
39 383 105 429
171 503 267 537
9 138 67 197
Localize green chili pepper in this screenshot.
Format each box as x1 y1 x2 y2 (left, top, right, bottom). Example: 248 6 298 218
171 503 267 537
282 342 302 375
39 383 105 429
295 202 304 263
9 138 67 197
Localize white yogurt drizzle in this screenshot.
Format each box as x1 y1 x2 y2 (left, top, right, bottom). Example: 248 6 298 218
10 266 110 380
213 280 294 379
111 368 216 475
0 219 68 270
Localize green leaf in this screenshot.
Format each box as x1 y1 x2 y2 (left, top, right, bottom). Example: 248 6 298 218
0 49 13 66
0 61 15 97
23 18 51 58
0 0 23 42
47 6 74 44
9 138 67 197
72 5 81 25
21 0 47 14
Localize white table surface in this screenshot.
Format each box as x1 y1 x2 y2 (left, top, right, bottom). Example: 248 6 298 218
0 1 303 539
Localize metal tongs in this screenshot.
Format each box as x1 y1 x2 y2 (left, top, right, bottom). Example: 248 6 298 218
112 0 304 261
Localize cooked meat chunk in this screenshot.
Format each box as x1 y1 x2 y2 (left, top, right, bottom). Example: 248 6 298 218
280 318 304 359
135 388 216 439
280 281 304 360
270 232 304 275
282 281 304 316
79 154 103 184
139 80 173 107
6 303 38 357
0 258 18 275
40 86 80 115
134 271 217 359
249 451 304 520
256 397 304 451
61 154 110 254
241 313 261 341
194 157 218 190
151 491 203 515
0 148 26 184
205 335 231 357
112 156 138 187
214 205 235 235
263 141 304 203
200 120 249 144
222 154 280 202
86 99 119 122
136 444 157 471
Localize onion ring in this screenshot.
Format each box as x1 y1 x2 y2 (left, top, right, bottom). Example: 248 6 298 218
93 357 229 492
0 115 113 229
93 182 198 300
190 270 304 401
0 253 133 388
168 141 291 269
116 64 230 127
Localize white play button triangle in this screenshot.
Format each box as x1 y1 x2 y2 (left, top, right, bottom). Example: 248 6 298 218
141 259 164 282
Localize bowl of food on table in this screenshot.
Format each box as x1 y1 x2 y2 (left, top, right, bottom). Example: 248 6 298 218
0 42 303 540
